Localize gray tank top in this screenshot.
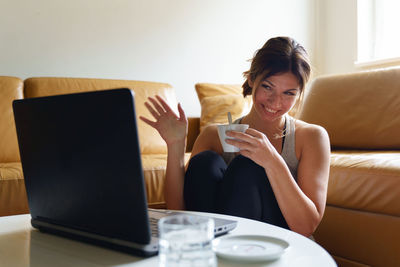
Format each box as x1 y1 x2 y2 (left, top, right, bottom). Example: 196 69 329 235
222 115 299 180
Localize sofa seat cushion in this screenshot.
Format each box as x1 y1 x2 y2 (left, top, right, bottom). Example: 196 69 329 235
328 151 400 216
0 154 192 214
0 162 29 216
136 153 192 208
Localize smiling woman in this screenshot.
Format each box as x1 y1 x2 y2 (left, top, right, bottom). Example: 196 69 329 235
140 36 331 237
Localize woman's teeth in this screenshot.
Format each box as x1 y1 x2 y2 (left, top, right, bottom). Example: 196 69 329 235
265 107 277 114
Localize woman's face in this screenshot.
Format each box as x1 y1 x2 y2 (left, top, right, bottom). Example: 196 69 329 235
250 72 300 122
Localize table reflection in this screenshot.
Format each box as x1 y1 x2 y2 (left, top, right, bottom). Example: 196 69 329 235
1 228 289 267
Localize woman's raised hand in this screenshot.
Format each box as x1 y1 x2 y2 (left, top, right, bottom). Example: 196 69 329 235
139 95 188 146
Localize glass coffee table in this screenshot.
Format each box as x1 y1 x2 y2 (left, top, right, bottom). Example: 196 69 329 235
0 212 336 266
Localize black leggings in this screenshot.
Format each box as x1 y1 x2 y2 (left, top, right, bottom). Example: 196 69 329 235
183 150 289 229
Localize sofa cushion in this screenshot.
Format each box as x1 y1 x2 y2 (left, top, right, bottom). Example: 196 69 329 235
315 206 400 267
195 83 251 131
328 150 400 217
0 162 29 216
0 153 192 214
195 83 245 99
0 76 24 163
140 153 191 208
24 77 177 154
199 94 251 131
298 67 400 149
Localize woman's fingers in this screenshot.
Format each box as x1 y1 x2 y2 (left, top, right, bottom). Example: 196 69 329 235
147 96 182 121
156 95 175 114
226 131 254 144
245 128 264 137
144 101 161 119
148 97 166 115
227 128 264 141
177 103 187 121
225 137 252 151
139 116 156 128
225 128 268 151
142 95 186 128
156 96 183 121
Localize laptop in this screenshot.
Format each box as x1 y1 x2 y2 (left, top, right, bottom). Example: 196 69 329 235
12 88 237 257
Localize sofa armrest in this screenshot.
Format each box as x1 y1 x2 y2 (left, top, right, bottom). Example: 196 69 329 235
187 117 200 152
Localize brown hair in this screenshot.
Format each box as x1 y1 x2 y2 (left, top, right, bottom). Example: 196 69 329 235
242 36 311 97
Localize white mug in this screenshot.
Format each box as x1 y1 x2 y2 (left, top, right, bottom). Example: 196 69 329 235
217 124 249 152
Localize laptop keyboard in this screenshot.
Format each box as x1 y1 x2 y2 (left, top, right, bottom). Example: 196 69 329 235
148 209 177 237
149 217 159 237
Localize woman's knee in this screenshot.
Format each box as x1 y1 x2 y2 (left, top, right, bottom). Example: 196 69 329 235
186 150 227 178
187 150 223 168
184 150 227 191
184 150 225 212
225 155 266 183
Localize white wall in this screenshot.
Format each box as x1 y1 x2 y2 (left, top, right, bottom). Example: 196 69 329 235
313 0 400 76
0 0 315 116
314 0 358 76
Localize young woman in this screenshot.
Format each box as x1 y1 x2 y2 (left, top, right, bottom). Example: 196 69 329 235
140 37 330 237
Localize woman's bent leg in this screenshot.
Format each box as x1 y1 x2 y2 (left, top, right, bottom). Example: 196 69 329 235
183 150 226 213
217 155 289 229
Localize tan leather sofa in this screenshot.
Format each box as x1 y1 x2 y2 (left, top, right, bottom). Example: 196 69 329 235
1 67 399 267
297 68 400 267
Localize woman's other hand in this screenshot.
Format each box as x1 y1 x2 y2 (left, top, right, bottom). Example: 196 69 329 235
226 128 277 168
139 95 188 146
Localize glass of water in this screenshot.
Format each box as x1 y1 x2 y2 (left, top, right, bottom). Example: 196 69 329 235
158 214 216 267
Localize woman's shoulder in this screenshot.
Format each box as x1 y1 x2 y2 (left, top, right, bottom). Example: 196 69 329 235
294 118 327 134
294 119 330 147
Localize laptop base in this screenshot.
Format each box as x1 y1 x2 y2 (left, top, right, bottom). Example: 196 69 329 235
32 219 158 257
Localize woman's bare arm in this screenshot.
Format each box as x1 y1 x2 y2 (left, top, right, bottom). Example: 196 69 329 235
139 96 188 210
226 123 330 236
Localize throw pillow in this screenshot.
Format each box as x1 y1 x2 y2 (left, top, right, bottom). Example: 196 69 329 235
195 83 252 131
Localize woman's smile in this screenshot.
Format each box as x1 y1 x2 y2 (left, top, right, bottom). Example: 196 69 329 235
262 104 279 114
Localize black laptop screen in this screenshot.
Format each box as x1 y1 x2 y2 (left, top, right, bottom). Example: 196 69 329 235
13 89 152 244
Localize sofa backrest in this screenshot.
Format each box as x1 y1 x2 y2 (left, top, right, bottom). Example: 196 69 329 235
0 76 24 163
298 67 400 149
24 77 176 154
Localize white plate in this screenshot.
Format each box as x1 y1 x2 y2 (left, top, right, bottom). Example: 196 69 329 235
213 235 289 262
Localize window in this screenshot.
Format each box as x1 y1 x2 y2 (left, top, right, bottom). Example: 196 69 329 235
357 0 400 66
